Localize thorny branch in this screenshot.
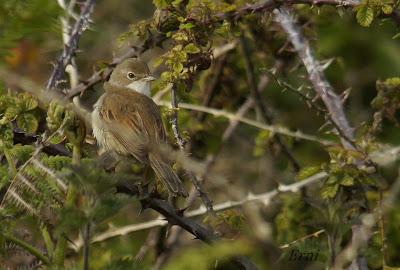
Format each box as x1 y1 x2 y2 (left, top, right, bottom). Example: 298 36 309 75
46 0 96 91
170 85 215 214
115 182 260 270
73 171 328 248
273 6 356 149
151 88 263 269
65 0 361 99
272 5 377 270
65 32 167 98
158 100 334 145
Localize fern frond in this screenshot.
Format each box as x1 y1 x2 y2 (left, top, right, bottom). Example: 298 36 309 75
31 158 67 192
15 174 38 194
6 189 39 216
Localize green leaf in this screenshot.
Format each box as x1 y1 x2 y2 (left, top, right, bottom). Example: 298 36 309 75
297 166 321 180
184 43 200 54
356 5 374 27
16 113 38 133
340 175 355 186
153 0 171 8
9 144 34 162
48 134 65 144
21 95 38 111
172 0 183 7
382 5 393 14
173 62 184 73
393 32 400 39
321 184 339 199
165 240 251 270
0 124 13 148
3 106 20 121
179 23 195 30
326 175 338 185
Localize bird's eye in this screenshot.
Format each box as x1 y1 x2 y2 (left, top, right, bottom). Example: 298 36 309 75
127 72 135 80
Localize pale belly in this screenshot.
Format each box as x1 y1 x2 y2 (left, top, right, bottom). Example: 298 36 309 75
92 99 129 155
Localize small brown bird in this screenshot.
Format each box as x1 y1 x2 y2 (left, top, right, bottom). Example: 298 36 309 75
92 58 188 197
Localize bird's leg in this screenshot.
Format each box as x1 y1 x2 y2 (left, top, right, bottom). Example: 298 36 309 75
96 150 120 171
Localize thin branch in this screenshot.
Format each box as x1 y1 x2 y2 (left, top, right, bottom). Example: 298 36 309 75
143 197 260 270
196 54 227 122
279 229 325 249
3 233 50 265
82 223 91 270
73 172 327 247
151 91 262 269
66 32 167 98
273 6 369 268
46 0 96 91
170 85 215 214
213 0 359 23
0 124 68 210
158 100 334 146
110 182 260 270
64 0 360 99
239 32 301 171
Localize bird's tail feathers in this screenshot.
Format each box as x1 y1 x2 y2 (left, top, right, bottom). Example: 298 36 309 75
148 153 188 197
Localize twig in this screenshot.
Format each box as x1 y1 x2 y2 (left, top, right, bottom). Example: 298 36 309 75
196 54 227 122
239 32 300 171
273 6 368 268
82 223 91 270
273 6 356 149
213 0 358 23
279 229 325 249
378 191 388 267
66 32 167 98
2 233 50 265
268 72 328 116
158 100 334 145
170 85 215 214
0 122 69 210
46 0 96 91
151 92 261 269
142 197 259 270
134 229 159 261
64 0 360 99
73 172 327 248
111 182 260 270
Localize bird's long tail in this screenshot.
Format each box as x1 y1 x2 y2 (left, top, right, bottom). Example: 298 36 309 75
148 152 188 197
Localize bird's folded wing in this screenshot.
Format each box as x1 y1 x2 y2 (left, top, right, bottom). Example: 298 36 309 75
99 90 166 161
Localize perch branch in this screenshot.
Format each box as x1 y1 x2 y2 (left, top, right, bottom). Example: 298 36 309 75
73 172 327 247
151 89 263 269
170 85 215 214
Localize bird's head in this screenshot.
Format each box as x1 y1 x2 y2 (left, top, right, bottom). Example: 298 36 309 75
108 58 155 96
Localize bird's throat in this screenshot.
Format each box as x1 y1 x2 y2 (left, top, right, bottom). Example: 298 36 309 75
127 80 151 96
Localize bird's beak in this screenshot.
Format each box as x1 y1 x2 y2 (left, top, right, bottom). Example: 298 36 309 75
144 75 156 82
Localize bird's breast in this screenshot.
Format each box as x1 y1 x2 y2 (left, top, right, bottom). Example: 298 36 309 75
91 96 129 155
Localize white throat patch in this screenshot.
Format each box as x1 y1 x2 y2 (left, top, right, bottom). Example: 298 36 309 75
127 80 151 96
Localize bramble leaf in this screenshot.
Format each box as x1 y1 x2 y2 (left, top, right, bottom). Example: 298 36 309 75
356 5 374 27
